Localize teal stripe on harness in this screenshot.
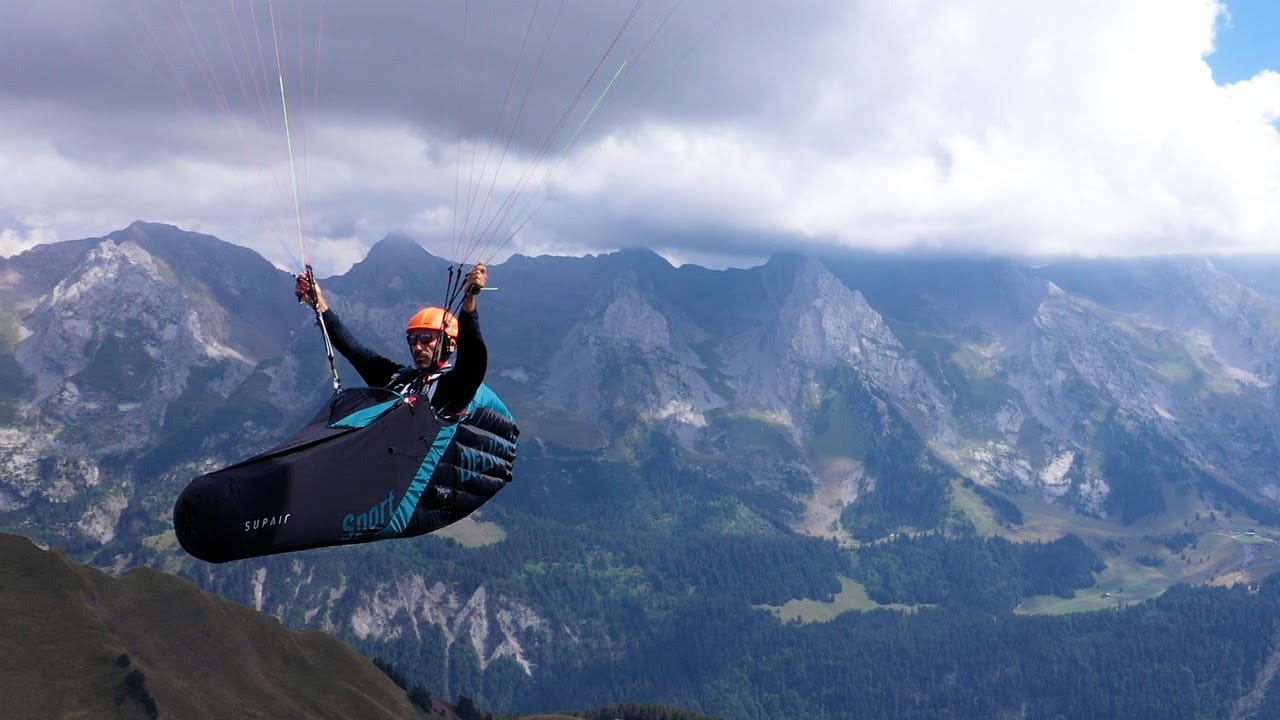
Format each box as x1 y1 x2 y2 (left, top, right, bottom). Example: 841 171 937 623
379 421 458 537
375 383 513 538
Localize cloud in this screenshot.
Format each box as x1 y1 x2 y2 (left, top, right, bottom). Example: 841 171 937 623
539 0 1280 259
2 0 1279 270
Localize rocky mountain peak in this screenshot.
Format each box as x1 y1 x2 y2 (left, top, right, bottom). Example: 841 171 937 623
723 258 953 443
542 278 723 425
19 239 248 405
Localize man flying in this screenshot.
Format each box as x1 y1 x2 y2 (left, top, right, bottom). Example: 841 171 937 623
294 263 489 422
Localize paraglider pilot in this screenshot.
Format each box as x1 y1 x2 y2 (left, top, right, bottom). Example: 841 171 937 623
174 262 515 563
294 263 489 422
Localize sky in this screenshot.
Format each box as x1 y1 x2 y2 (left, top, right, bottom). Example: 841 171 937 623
2 0 1279 273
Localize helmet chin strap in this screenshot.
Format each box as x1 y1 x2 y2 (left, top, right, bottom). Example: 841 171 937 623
431 333 455 368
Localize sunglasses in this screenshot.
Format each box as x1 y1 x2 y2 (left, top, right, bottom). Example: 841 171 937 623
406 332 442 346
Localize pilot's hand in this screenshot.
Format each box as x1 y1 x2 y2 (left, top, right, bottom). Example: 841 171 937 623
465 262 487 295
294 273 328 312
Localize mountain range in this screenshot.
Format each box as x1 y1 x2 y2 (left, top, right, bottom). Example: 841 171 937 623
6 221 1280 717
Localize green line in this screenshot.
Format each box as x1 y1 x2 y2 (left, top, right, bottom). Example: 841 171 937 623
562 59 629 155
269 0 307 264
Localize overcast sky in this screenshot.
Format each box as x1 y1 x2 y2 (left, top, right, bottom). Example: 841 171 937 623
3 0 1279 272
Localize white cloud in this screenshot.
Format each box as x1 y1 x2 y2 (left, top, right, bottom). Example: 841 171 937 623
542 0 1280 258
3 0 1280 267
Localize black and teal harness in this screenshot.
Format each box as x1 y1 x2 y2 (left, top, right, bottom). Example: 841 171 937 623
174 383 518 563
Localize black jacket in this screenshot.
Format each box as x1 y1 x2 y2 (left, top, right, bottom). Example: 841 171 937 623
321 307 488 420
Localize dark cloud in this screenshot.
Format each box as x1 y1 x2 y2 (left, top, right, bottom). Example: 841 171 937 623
2 1 841 150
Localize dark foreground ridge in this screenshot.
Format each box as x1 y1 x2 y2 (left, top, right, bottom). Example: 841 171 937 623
0 532 428 720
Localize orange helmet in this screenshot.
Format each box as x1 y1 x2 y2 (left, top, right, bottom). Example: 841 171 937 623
406 307 458 338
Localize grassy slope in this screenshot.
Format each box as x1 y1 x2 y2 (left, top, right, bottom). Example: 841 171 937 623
988 486 1278 614
0 533 426 720
757 575 926 623
762 472 1280 624
433 515 508 548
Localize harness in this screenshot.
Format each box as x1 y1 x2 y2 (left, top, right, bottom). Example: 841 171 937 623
387 365 467 423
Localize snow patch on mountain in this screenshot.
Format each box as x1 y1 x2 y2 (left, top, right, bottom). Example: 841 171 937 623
1039 451 1077 495
959 441 1034 487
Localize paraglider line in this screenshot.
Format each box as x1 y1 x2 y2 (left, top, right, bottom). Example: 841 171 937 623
268 0 308 265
